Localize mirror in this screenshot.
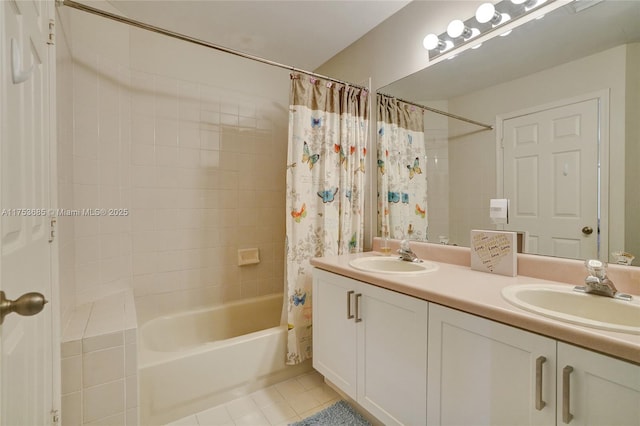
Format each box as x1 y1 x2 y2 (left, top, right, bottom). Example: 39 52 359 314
378 0 640 266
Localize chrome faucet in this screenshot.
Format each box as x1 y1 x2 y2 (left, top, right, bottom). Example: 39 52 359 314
574 259 632 301
398 240 423 263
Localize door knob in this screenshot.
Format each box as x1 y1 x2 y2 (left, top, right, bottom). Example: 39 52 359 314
0 291 48 324
581 226 593 235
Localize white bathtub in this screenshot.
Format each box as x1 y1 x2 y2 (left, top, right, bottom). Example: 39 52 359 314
138 293 311 425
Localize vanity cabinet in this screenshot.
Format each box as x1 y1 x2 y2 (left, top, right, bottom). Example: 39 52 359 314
427 303 557 425
312 269 427 426
556 342 640 425
428 303 640 426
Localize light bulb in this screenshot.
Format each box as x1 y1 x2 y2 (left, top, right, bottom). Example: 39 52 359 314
447 19 474 39
476 3 499 24
423 34 442 51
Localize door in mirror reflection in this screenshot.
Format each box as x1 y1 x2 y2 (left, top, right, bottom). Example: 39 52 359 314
501 98 599 260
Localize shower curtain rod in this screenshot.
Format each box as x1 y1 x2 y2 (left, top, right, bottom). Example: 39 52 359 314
60 0 368 91
378 92 494 130
61 0 493 131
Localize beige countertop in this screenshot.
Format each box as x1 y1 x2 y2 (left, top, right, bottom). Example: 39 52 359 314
311 251 640 365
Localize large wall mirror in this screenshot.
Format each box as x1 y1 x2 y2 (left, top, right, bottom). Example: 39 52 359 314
378 0 640 266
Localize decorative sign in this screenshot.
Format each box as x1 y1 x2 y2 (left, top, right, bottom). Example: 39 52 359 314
470 230 517 277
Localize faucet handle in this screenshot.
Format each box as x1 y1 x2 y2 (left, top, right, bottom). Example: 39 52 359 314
400 239 411 252
585 259 607 279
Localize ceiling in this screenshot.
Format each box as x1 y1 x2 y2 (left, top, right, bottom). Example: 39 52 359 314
107 0 411 71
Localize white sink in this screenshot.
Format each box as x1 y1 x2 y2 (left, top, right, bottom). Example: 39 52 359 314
502 284 640 334
349 256 438 274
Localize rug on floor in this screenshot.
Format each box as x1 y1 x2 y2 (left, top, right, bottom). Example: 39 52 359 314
289 400 371 426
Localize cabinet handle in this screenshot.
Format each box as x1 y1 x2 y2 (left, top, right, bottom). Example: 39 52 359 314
355 293 362 323
562 365 574 424
535 356 546 410
346 290 354 319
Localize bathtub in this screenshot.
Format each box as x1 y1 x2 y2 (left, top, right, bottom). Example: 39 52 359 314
138 293 312 425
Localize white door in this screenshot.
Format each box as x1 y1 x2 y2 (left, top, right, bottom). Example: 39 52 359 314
1 0 54 425
502 98 599 260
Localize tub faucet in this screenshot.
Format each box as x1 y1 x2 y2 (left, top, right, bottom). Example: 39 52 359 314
574 259 632 301
398 240 423 263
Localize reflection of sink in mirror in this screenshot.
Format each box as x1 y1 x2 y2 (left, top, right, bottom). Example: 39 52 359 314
349 256 438 274
502 284 640 335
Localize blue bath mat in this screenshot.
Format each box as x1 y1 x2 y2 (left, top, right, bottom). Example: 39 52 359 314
290 400 371 426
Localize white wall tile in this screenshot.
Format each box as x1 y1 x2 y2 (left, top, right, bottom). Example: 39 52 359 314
62 355 82 395
83 346 124 388
62 340 82 358
83 380 125 423
83 331 124 353
125 408 139 426
125 375 138 409
62 392 82 426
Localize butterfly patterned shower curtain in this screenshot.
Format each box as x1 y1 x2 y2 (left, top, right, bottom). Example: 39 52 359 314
285 74 369 365
377 94 428 241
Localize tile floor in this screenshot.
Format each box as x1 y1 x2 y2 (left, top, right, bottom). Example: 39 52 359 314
166 370 341 426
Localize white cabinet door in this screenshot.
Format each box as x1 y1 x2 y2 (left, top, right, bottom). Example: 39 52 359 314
557 342 640 426
427 304 556 426
312 269 428 425
358 282 427 426
312 269 357 399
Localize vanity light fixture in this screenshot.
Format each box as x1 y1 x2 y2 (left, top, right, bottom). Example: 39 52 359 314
423 0 556 60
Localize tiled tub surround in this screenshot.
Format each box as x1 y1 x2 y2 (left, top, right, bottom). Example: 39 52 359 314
61 291 138 426
311 238 640 364
68 6 289 309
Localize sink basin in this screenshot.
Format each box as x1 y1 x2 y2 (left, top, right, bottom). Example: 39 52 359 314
348 256 438 274
502 284 640 334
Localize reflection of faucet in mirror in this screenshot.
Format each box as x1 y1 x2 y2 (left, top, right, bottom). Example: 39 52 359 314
574 259 632 301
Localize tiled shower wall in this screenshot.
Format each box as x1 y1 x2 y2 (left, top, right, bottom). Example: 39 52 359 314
56 4 76 331
67 7 289 313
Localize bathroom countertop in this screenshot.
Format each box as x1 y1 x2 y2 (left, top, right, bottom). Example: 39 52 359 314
310 252 640 365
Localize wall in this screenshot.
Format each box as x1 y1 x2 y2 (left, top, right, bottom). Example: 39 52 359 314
67 5 289 316
315 1 484 89
447 45 628 249
625 43 640 266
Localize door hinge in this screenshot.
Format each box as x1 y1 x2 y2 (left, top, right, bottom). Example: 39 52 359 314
48 217 57 243
51 409 60 425
47 19 55 45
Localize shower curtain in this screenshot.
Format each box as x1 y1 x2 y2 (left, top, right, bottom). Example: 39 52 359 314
377 94 428 241
285 74 369 365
